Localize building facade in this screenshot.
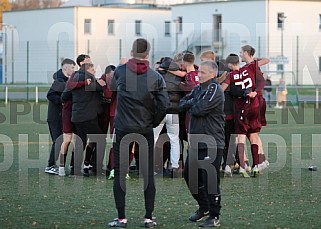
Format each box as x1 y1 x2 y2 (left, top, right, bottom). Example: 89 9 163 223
171 0 321 85
3 6 172 83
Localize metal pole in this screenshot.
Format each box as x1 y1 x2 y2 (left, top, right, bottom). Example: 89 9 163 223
5 86 8 104
56 40 59 71
175 30 178 52
11 27 14 84
4 26 7 85
258 36 261 57
175 18 178 52
119 39 122 61
152 38 155 66
296 36 299 85
35 86 39 104
27 41 29 101
221 37 224 59
316 88 319 109
281 26 284 79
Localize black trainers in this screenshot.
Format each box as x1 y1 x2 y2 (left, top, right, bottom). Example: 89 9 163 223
144 218 156 228
45 165 58 175
198 216 220 227
83 168 90 177
108 218 127 228
189 209 209 222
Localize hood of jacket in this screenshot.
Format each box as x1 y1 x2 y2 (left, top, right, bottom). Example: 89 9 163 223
127 58 149 74
53 69 69 82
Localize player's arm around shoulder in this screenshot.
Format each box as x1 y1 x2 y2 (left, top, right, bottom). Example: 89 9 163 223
255 57 270 67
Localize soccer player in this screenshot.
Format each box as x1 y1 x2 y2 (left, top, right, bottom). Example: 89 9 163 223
240 45 270 171
223 53 266 177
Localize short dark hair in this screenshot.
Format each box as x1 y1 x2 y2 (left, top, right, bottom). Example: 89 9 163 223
241 45 255 56
159 57 173 64
61 58 76 66
132 38 150 59
183 52 195 64
226 53 239 65
76 54 90 67
105 65 116 74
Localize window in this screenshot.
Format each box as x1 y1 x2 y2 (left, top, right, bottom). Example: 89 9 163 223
277 12 285 29
164 21 171 36
135 20 141 36
319 57 321 72
213 15 222 42
84 19 91 34
108 19 115 35
277 64 284 72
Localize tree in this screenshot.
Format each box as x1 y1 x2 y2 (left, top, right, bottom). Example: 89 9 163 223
0 0 12 26
11 0 62 10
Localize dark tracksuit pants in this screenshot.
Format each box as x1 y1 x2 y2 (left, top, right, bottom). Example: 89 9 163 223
113 129 155 220
48 120 63 167
73 117 105 175
184 147 223 218
222 119 236 169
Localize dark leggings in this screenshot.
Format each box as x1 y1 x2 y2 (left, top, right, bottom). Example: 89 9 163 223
184 148 223 218
113 129 155 220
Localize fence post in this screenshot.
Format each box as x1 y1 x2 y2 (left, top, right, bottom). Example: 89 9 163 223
36 86 39 104
27 41 29 101
296 36 299 85
5 86 8 105
316 87 319 109
152 38 155 66
119 39 122 61
258 36 261 57
56 40 60 71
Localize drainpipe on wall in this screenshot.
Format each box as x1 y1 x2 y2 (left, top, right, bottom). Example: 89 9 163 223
75 7 79 59
267 0 270 72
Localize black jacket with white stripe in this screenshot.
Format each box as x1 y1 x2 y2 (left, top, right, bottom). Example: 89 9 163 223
179 78 225 149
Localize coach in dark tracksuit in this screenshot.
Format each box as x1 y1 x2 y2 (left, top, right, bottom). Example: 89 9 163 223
45 58 75 174
179 61 225 228
108 39 169 228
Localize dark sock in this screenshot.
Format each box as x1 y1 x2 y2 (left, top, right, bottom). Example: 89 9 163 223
237 143 245 168
259 154 266 164
251 144 259 166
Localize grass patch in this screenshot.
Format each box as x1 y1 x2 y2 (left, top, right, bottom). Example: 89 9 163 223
0 103 321 228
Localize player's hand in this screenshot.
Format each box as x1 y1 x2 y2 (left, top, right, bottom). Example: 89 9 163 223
86 78 92 85
97 79 106 87
248 91 257 98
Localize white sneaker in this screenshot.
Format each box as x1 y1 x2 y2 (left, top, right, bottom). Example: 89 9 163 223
244 163 252 173
258 160 270 171
58 167 66 176
239 167 250 178
224 165 232 177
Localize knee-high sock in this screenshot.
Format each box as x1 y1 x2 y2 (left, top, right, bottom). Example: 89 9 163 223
251 144 259 167
237 143 245 168
259 153 266 164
